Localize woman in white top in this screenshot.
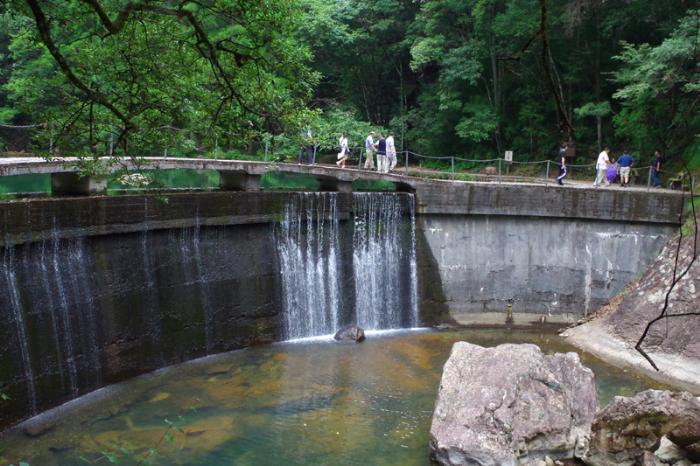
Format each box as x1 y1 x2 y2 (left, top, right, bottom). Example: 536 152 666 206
386 131 397 171
336 132 349 168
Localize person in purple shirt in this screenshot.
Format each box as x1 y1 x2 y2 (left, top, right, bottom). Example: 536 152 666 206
606 158 619 184
617 151 634 187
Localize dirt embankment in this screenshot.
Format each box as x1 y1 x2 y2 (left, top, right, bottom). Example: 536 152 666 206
563 216 700 392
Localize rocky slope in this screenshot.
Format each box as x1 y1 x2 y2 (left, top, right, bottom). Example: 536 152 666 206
563 215 700 392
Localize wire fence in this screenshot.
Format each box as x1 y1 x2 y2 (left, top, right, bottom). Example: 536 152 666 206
344 149 691 193
1 123 696 194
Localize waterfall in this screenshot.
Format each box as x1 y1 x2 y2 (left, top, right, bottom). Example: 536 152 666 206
275 191 420 340
275 193 342 339
141 199 163 361
352 192 419 330
1 247 37 414
407 195 420 327
177 218 215 352
51 225 79 397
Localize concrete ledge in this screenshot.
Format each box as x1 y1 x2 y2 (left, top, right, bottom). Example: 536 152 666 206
0 192 356 247
562 320 700 393
219 171 260 191
412 181 684 224
0 157 685 224
51 173 107 195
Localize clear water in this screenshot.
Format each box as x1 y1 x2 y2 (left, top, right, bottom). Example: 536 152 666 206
0 328 669 466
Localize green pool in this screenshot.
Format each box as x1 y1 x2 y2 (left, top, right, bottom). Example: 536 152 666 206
0 328 668 466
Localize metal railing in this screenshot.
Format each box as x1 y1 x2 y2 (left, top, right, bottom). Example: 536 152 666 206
361 149 680 192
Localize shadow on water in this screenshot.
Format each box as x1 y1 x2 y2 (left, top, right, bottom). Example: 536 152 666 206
0 328 671 466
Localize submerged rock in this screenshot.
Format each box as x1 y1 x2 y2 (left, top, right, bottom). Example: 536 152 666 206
22 419 56 438
584 390 700 466
333 325 365 342
430 342 597 466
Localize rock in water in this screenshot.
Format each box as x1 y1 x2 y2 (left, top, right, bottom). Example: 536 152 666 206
333 325 365 342
430 342 597 466
584 390 700 466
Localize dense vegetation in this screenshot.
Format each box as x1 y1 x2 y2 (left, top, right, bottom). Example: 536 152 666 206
0 1 698 170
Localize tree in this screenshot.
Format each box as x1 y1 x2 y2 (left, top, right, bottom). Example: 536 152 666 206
1 0 318 162
575 101 611 152
612 9 700 160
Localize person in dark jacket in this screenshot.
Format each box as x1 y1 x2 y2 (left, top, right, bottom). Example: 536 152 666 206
652 150 663 188
376 133 388 173
556 143 568 185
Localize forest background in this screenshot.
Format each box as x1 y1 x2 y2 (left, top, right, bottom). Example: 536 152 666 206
0 0 699 174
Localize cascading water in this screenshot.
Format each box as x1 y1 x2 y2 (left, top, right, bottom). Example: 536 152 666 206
275 191 420 339
1 246 37 414
275 193 342 339
51 225 79 397
177 218 215 351
352 192 419 330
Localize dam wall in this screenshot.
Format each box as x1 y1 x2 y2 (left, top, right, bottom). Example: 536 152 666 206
0 191 439 428
418 215 673 318
0 183 684 428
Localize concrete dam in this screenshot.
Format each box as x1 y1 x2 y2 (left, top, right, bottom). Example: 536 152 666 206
0 169 685 428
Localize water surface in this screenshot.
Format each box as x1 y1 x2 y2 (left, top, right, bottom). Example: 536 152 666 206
0 328 668 466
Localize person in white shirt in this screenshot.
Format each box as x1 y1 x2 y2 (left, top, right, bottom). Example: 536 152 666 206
386 132 397 172
594 147 611 186
336 132 349 168
364 132 376 169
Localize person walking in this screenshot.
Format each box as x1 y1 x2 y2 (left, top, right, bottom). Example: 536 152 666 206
652 150 663 188
376 133 387 173
364 132 376 169
617 150 634 187
298 128 314 164
336 132 349 168
594 147 611 186
556 142 568 185
386 131 397 172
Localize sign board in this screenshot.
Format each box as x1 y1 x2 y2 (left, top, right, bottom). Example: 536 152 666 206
505 150 513 163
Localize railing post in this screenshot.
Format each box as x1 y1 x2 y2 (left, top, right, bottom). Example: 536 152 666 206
108 126 114 157
405 151 409 175
497 158 502 184
545 160 550 186
214 137 219 160
451 156 455 180
312 145 317 165
164 147 168 158
358 148 363 169
647 166 652 191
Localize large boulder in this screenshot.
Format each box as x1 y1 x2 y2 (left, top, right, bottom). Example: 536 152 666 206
584 390 700 466
333 324 365 342
430 342 598 465
668 420 700 462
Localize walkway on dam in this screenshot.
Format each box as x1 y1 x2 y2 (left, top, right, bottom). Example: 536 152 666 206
0 156 687 195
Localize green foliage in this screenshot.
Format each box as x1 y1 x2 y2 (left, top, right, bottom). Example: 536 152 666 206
1 0 698 172
612 10 700 155
0 0 318 168
575 102 612 119
313 107 388 153
260 172 320 191
352 179 396 191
